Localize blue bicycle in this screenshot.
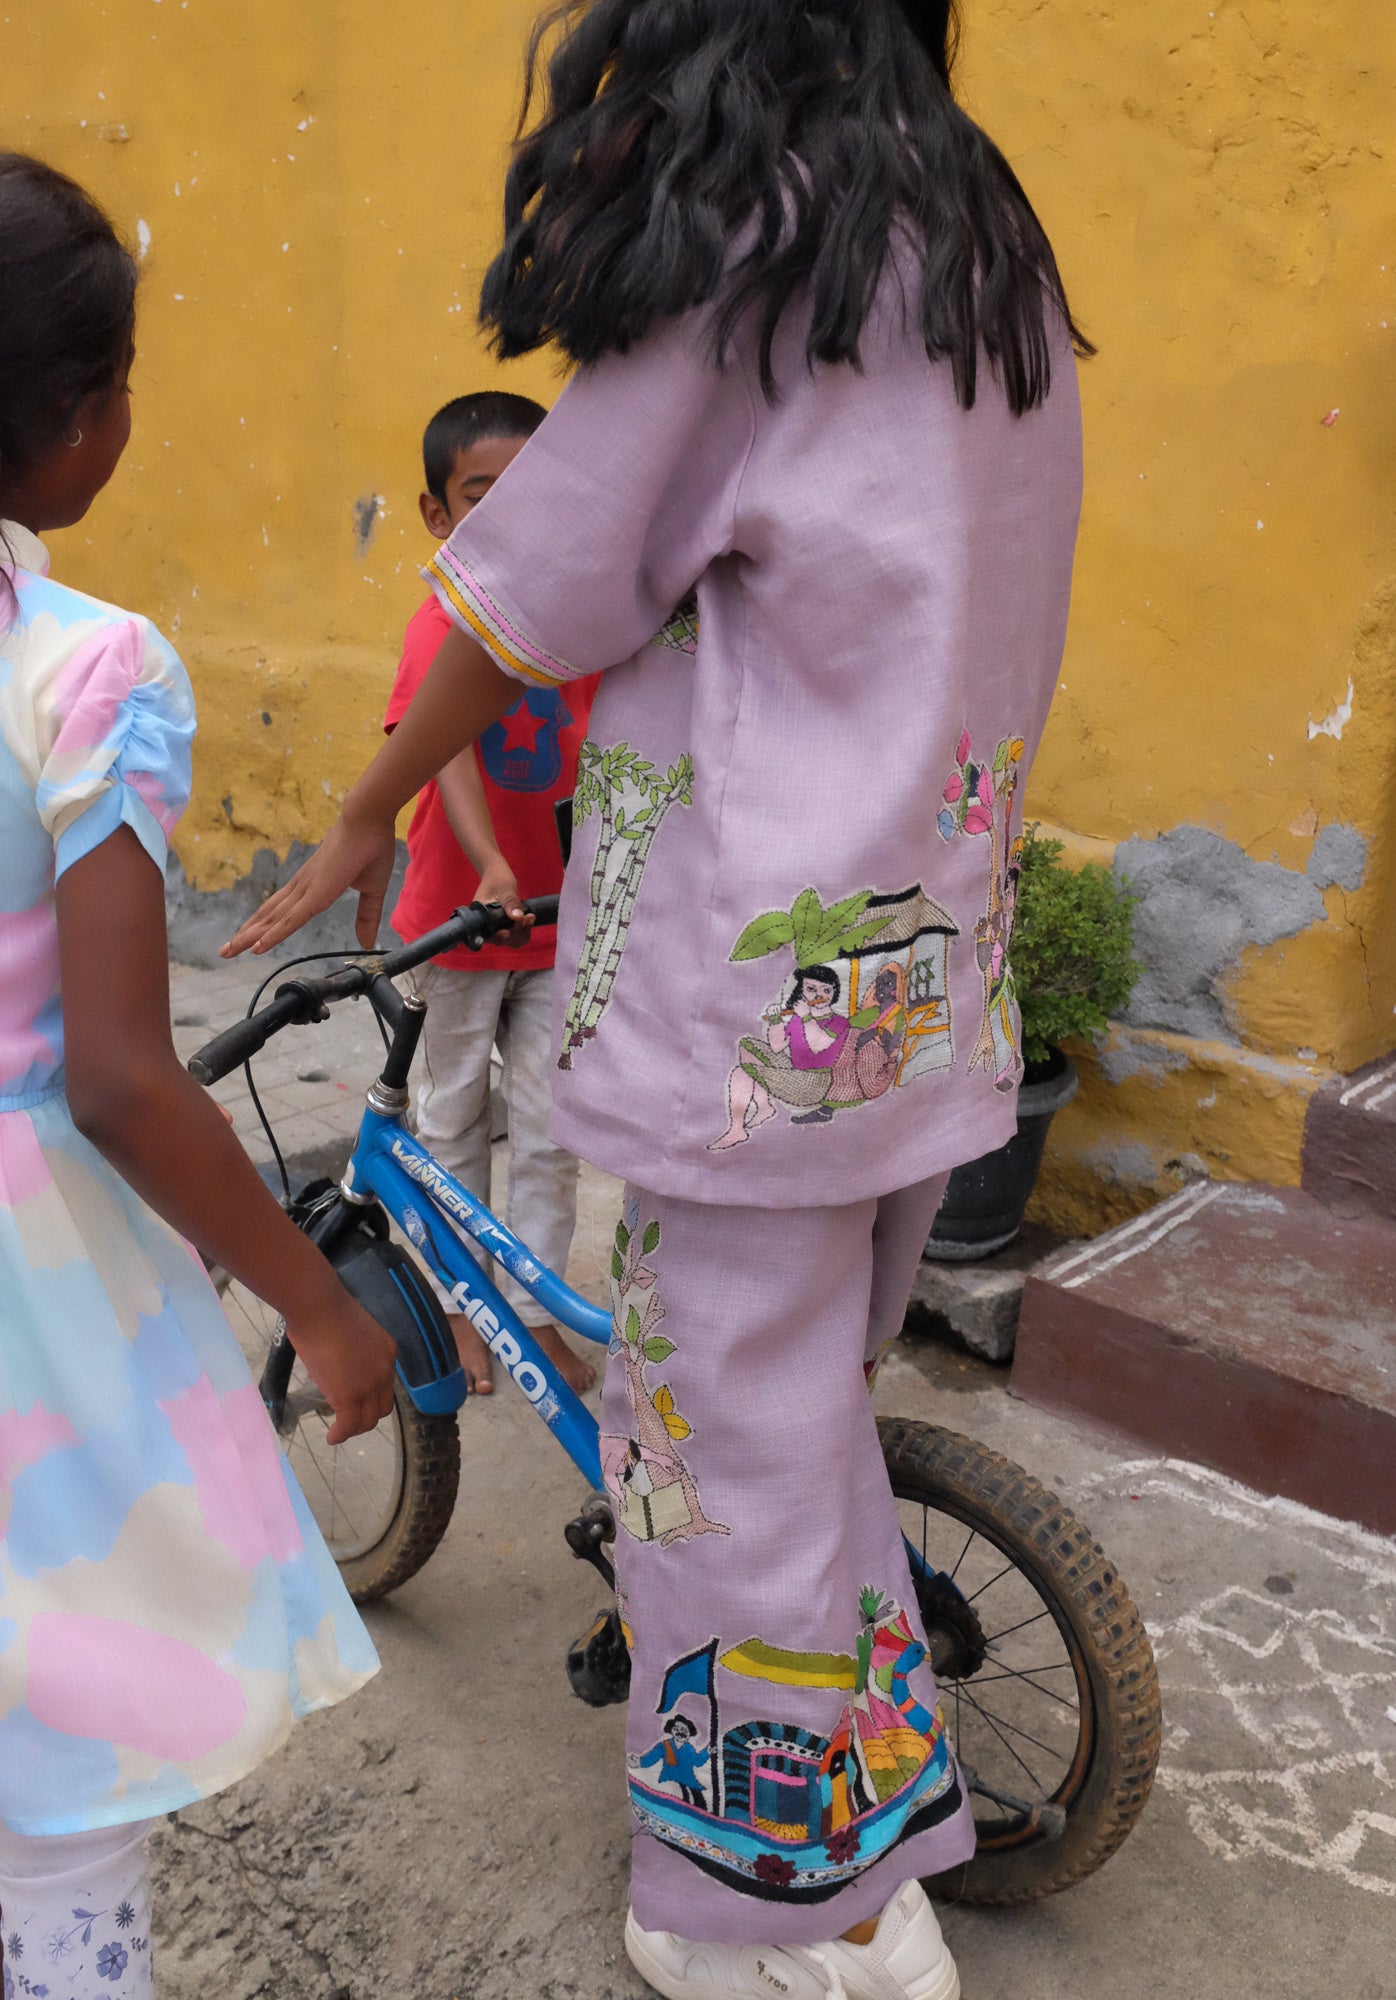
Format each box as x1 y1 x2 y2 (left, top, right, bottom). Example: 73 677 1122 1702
191 898 1160 1905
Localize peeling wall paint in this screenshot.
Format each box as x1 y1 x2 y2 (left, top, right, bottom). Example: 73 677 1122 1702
1116 823 1367 1043
1308 680 1355 742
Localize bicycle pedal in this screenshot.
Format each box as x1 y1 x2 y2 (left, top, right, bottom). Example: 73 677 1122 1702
564 1495 617 1590
566 1607 631 1708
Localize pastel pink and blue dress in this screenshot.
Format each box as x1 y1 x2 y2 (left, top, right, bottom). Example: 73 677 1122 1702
0 522 377 1843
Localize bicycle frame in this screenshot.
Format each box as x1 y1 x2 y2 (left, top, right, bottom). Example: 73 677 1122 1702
341 1097 612 1491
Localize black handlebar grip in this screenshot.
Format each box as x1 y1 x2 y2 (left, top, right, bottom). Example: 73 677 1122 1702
187 992 305 1086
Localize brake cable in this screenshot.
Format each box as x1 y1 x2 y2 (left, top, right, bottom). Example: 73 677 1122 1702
236 948 385 1205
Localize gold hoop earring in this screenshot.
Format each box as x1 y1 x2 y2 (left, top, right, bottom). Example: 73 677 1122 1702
67 430 84 448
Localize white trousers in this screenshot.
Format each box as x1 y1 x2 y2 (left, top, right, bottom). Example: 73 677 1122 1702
0 1819 157 1996
414 965 578 1325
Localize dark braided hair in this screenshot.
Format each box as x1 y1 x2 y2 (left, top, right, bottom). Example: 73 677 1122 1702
481 0 1091 408
0 153 137 516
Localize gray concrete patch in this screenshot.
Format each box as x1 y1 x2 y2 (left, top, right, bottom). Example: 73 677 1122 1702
906 1223 1064 1362
1116 822 1367 1042
1096 1032 1191 1085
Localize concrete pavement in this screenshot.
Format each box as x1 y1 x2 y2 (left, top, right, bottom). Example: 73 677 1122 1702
152 957 1396 1999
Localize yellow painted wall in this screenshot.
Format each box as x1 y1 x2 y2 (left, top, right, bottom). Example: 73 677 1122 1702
6 0 1392 1228
961 0 1396 1037
6 0 559 882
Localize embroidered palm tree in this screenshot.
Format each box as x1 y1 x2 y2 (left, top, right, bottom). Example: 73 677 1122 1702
560 742 694 1069
937 731 1025 1075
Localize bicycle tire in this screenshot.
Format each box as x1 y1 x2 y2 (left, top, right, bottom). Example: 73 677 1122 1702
213 1270 461 1604
879 1417 1161 1905
334 1378 461 1603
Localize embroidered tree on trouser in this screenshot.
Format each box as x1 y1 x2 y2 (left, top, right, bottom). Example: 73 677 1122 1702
560 742 694 1070
937 731 1025 1078
611 1210 729 1547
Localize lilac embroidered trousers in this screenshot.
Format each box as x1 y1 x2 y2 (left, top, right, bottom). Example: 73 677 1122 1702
602 1171 976 1946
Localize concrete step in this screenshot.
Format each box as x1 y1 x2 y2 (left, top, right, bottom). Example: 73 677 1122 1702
1302 1049 1396 1224
1011 1180 1396 1535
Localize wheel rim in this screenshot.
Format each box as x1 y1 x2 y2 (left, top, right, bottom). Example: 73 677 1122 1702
217 1276 408 1564
894 1483 1095 1851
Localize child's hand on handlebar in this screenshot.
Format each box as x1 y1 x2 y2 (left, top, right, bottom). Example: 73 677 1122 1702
221 808 397 957
284 1289 398 1446
475 857 536 950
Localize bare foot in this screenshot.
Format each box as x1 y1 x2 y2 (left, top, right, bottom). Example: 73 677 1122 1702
707 1125 750 1151
448 1314 495 1395
531 1321 597 1396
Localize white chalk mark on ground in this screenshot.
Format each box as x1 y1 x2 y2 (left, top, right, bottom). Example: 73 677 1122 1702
1075 1458 1396 1900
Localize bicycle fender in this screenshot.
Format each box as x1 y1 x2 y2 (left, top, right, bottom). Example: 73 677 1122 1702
329 1232 467 1416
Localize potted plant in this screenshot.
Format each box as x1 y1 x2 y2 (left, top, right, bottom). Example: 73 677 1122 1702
926 827 1141 1260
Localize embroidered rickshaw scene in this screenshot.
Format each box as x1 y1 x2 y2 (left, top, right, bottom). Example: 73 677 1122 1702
710 884 960 1149
628 1587 960 1903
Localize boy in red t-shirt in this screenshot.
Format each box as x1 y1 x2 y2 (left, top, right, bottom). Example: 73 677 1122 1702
385 393 597 1396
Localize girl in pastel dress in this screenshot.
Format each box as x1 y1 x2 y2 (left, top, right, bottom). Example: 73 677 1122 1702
227 4 1088 1996
0 155 397 1996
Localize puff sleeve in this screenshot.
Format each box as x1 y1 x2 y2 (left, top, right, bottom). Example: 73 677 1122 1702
423 310 757 689
34 616 196 882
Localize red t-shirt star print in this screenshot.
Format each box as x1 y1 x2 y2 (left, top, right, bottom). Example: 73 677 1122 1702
385 595 597 971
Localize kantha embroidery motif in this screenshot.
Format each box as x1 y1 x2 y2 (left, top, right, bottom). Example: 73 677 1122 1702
601 1204 729 1547
560 741 694 1070
711 885 959 1150
628 1587 960 1902
937 731 1025 1091
653 593 699 655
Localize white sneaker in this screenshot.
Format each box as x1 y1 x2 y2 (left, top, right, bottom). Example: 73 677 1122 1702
623 1882 958 2000
625 1910 851 1999
818 1881 960 2000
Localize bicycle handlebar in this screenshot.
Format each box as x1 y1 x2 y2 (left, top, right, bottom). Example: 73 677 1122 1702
187 896 560 1087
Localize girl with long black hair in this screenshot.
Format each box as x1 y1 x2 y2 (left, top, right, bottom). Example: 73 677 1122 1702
229 5 1088 1993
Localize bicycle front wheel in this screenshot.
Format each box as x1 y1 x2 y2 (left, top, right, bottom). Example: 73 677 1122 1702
215 1274 461 1602
880 1417 1161 1905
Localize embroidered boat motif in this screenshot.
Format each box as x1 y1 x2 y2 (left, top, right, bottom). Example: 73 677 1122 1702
628 1587 960 1902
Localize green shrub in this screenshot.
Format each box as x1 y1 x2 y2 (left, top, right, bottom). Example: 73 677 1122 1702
1012 827 1141 1071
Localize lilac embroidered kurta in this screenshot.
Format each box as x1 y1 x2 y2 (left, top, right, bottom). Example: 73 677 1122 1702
426 290 1082 1208
423 284 1082 1941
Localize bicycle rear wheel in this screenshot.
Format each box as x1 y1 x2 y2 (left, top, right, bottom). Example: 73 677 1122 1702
880 1417 1161 1904
215 1273 460 1602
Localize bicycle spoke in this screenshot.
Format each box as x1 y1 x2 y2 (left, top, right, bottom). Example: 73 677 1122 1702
956 1688 1048 1796
983 1607 1052 1645
965 1560 1018 1605
947 1528 977 1584
957 1688 1063 1762
966 1664 1077 1710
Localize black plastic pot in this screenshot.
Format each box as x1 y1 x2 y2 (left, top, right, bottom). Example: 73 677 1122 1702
925 1048 1079 1262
